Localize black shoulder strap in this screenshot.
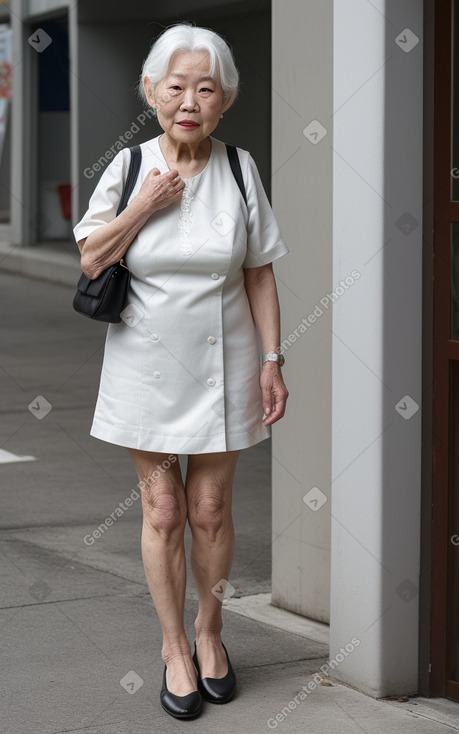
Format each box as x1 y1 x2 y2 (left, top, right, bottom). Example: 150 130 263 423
225 143 247 206
116 145 142 215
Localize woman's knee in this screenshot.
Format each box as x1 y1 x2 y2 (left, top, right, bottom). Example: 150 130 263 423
130 450 185 537
141 481 186 538
188 484 230 540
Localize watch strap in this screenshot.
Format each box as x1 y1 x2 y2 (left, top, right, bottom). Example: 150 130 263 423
262 352 284 365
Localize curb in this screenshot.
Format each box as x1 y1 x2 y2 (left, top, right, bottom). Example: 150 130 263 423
0 240 80 287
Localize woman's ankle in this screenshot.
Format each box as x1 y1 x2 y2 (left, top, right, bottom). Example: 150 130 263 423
194 625 223 643
161 636 191 665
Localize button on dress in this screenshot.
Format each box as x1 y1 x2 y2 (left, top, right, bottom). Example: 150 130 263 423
73 135 288 454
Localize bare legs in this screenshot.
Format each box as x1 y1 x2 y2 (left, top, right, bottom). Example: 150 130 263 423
129 448 239 695
129 450 195 695
187 451 239 678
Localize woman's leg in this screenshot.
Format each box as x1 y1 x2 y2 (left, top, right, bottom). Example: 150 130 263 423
186 450 240 678
128 449 197 696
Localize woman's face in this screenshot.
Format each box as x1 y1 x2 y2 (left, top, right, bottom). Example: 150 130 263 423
144 50 231 144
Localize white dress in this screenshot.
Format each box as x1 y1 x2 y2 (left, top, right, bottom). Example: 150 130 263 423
73 135 288 454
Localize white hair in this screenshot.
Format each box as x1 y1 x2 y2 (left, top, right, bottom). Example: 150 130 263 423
139 23 239 109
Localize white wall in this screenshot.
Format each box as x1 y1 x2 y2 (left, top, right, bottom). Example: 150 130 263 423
271 0 333 622
329 0 423 696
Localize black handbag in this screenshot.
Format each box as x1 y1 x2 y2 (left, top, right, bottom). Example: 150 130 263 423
73 145 142 323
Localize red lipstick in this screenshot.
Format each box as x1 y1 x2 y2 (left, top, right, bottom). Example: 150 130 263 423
177 120 200 129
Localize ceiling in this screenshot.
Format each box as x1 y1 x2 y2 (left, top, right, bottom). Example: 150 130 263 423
77 0 267 24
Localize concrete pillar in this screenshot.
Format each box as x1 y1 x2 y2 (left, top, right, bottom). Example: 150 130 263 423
271 0 333 623
329 0 423 696
272 0 423 697
11 0 26 245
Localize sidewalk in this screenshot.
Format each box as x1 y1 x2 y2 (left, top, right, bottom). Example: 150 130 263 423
1 269 458 734
0 239 81 287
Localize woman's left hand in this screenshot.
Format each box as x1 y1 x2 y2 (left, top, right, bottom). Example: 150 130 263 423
260 362 289 426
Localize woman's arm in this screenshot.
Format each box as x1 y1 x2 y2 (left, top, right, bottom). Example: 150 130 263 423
244 263 289 426
79 167 185 279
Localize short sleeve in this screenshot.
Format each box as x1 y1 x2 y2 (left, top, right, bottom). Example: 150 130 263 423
241 152 289 268
73 149 129 243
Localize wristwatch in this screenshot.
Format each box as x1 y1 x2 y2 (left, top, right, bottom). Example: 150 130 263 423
262 352 285 367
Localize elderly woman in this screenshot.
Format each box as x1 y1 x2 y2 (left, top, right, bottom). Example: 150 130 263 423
74 23 288 720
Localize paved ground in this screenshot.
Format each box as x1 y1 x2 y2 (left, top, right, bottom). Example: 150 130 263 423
1 270 459 733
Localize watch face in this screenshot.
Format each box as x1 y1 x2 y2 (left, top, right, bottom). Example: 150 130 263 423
279 354 285 366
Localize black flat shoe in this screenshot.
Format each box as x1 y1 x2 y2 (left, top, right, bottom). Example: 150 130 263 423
160 665 203 719
192 640 236 704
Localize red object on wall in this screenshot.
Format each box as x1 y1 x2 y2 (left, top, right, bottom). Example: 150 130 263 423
57 184 71 219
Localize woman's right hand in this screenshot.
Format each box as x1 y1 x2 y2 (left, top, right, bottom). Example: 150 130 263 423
79 169 185 279
131 168 185 215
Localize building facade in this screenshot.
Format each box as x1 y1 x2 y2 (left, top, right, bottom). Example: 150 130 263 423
3 0 458 703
